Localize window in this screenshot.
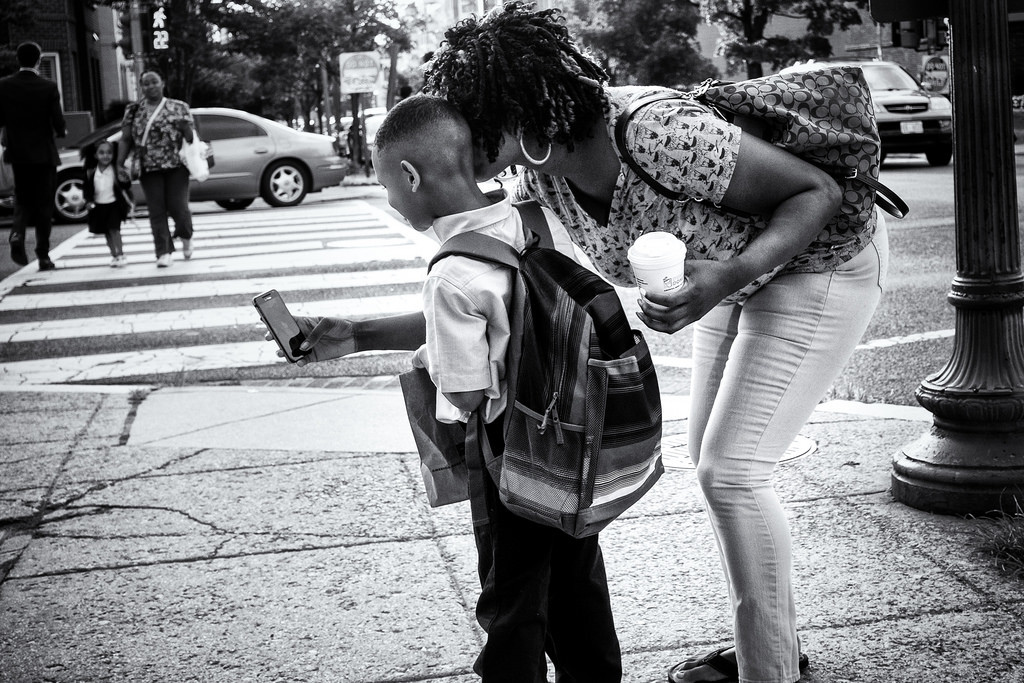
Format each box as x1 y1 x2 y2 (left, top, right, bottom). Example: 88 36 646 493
862 64 920 92
194 114 267 141
39 53 64 105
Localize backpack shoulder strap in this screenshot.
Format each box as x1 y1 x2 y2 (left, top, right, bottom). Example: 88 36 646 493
514 200 555 250
428 230 520 273
428 200 559 272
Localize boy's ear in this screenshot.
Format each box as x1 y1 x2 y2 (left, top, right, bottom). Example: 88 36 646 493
400 160 421 192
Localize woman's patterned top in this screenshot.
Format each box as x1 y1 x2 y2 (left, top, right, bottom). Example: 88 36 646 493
514 85 876 301
122 98 193 174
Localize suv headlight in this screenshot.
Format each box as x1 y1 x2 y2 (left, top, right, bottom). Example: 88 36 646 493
930 96 952 111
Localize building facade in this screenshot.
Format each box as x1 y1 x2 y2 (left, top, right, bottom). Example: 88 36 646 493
1 0 131 141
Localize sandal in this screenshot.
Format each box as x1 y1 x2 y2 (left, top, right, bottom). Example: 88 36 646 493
666 646 809 683
667 647 736 682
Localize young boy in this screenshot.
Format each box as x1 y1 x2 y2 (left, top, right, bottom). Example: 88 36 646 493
371 94 622 683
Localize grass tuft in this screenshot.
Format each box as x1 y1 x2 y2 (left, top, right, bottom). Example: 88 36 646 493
974 500 1024 581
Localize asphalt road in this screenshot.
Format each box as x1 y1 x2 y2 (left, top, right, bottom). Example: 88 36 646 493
2 155 1022 407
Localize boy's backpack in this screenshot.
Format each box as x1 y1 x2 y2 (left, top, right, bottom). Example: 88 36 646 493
429 201 664 538
615 65 909 223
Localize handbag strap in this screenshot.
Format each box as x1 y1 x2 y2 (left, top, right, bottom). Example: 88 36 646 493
613 91 909 219
614 91 704 203
138 97 167 148
838 168 909 219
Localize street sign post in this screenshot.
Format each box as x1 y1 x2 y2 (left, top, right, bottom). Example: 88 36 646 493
338 52 381 96
338 52 381 170
920 54 950 95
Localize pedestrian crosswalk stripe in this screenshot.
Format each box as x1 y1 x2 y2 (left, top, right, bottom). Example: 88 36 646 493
6 245 431 287
69 226 408 256
0 343 407 385
0 268 426 310
1 341 285 384
59 237 415 269
0 294 422 342
0 197 438 383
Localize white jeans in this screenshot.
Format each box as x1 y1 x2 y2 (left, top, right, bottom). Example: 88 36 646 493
688 216 889 683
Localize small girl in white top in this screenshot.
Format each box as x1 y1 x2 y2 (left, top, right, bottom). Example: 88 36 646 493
84 140 132 267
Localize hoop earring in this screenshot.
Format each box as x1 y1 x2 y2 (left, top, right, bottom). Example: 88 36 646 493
519 135 552 166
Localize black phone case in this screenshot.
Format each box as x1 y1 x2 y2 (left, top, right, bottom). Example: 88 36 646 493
253 290 307 363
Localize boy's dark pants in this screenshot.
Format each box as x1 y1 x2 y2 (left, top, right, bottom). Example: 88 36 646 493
470 419 622 683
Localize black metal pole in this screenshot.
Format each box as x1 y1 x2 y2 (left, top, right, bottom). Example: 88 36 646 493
891 0 1024 515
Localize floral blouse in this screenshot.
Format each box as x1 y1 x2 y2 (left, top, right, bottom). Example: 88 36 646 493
122 97 193 173
514 85 877 301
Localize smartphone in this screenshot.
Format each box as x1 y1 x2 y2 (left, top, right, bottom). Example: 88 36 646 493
253 289 308 363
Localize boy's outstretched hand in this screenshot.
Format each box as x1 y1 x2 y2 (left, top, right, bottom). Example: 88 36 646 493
264 316 357 366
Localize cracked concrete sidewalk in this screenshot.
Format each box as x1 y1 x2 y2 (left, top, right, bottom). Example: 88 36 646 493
1 384 1023 683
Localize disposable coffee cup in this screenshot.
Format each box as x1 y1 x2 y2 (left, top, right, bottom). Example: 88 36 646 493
627 232 687 297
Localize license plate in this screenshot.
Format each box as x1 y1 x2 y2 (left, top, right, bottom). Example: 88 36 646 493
900 121 924 134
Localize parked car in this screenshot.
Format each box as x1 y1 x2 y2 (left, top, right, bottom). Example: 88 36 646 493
339 108 387 165
0 107 350 223
364 113 386 157
780 59 953 166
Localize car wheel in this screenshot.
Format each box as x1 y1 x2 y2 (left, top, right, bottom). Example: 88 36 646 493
216 198 256 211
260 160 308 207
54 170 88 223
926 145 953 166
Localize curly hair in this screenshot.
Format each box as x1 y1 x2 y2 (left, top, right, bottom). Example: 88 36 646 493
424 1 608 164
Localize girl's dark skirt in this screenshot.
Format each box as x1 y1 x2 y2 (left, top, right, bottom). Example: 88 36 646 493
87 201 122 235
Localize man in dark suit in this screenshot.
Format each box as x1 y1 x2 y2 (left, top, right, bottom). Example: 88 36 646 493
0 41 67 270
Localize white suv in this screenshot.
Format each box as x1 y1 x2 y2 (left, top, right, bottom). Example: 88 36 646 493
780 59 953 166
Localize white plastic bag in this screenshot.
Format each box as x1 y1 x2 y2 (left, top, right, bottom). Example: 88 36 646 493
179 137 211 182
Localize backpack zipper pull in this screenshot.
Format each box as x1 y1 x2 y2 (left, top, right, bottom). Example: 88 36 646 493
538 393 564 445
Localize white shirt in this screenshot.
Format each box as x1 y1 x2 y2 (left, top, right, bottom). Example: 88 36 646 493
93 166 116 205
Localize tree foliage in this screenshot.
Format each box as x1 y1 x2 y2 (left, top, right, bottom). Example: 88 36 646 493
568 0 718 88
700 0 870 78
91 0 408 123
0 0 40 76
214 0 406 123
105 0 225 102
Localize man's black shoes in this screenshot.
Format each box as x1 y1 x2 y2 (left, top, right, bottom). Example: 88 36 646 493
9 233 28 266
7 233 52 269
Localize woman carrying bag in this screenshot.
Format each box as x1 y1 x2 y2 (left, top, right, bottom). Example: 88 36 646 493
116 70 197 268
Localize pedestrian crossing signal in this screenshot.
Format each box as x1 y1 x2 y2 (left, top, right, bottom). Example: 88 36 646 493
146 5 169 52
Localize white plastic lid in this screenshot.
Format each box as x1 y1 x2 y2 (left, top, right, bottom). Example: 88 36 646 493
627 232 687 268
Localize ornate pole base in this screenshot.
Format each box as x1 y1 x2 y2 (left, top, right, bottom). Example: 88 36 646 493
892 306 1024 515
893 427 1024 516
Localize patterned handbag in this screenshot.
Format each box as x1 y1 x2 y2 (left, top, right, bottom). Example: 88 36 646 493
615 66 908 271
700 66 907 219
